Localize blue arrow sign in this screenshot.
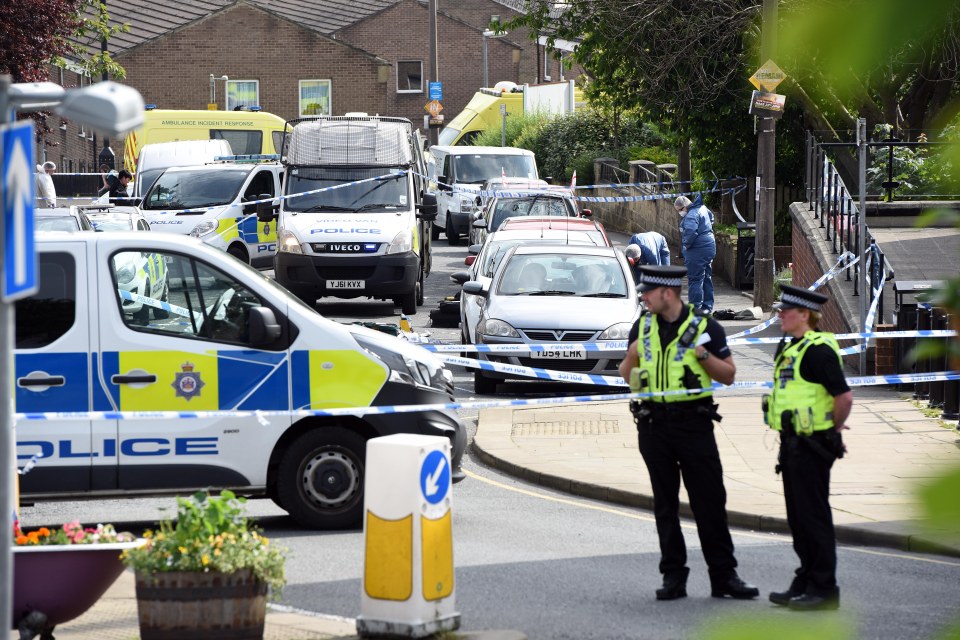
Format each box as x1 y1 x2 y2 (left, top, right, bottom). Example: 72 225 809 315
419 449 450 505
429 82 443 102
2 120 37 302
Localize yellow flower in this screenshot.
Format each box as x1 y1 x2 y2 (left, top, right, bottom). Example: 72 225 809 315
178 546 187 554
214 549 221 556
202 555 210 566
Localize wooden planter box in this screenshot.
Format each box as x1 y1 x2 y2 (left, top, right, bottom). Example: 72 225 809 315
135 569 268 640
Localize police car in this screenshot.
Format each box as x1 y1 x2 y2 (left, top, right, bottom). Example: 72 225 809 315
15 232 466 529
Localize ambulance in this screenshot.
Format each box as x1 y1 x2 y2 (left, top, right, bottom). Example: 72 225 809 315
139 157 284 268
14 232 466 529
269 115 436 313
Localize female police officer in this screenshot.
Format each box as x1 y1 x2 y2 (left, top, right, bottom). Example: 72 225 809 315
765 285 853 611
619 264 758 602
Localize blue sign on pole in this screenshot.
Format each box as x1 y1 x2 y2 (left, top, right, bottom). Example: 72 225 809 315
429 82 443 102
1 120 37 302
419 449 450 505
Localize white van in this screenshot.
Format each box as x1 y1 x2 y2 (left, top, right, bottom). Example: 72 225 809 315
139 158 284 268
14 231 466 529
426 145 538 245
270 116 436 314
133 139 234 198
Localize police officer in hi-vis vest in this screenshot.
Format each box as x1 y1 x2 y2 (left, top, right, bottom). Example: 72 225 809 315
765 285 852 611
618 265 759 602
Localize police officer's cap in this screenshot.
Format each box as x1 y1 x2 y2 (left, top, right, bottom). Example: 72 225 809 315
774 284 830 312
637 265 686 293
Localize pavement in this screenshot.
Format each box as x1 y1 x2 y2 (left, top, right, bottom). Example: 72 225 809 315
18 229 960 639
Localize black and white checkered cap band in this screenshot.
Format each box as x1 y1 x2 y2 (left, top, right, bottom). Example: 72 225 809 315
642 275 683 287
781 291 821 310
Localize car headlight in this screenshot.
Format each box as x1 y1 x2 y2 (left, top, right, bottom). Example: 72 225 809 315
278 229 303 253
189 220 219 238
477 318 519 338
385 229 412 254
354 335 430 386
116 262 137 285
599 322 633 340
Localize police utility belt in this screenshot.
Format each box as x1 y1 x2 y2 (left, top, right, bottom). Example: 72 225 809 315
763 398 845 465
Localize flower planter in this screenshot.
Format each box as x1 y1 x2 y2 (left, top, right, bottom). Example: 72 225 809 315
135 569 268 640
12 540 145 637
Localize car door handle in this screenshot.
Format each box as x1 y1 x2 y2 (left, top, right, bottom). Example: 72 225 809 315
17 376 66 388
111 374 157 385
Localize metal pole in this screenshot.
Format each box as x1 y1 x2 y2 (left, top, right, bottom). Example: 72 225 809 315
0 72 15 640
483 35 489 89
753 0 777 311
858 117 868 374
428 0 439 146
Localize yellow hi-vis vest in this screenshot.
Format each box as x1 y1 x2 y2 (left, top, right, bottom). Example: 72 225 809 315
767 331 840 435
629 305 713 402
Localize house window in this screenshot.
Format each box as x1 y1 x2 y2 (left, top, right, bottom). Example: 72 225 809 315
226 80 259 111
299 80 332 116
396 61 423 93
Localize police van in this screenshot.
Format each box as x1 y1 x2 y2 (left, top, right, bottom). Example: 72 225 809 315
268 115 436 313
15 232 466 529
139 156 283 268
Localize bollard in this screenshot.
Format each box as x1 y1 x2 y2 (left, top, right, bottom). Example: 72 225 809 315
927 308 946 410
913 307 932 400
357 434 460 639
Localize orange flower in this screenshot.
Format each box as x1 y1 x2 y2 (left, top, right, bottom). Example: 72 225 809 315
15 535 29 545
37 527 50 537
26 531 40 543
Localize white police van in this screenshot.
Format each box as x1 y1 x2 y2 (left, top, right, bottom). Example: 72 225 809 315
139 157 283 268
15 232 465 529
268 116 436 313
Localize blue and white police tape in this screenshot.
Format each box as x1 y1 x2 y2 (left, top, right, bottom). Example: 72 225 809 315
864 267 887 333
437 353 627 387
15 370 960 423
728 251 859 339
117 289 200 322
419 328 959 355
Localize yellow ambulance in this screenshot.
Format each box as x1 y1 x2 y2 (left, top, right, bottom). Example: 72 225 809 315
123 107 286 172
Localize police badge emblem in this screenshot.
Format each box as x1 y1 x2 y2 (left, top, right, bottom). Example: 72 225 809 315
172 361 205 401
263 222 270 235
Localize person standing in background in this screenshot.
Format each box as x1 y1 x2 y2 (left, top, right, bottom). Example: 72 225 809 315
675 195 716 314
35 161 57 208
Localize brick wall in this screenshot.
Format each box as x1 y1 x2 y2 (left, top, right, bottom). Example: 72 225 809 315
37 67 109 182
339 0 521 126
115 4 389 121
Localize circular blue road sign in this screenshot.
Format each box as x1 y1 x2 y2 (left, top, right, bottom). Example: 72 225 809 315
419 449 450 505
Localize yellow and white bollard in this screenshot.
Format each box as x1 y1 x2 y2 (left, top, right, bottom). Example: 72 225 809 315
356 434 460 638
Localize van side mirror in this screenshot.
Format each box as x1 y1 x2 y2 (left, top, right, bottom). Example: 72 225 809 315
248 307 281 345
257 200 277 222
416 192 438 221
437 176 451 191
472 219 488 229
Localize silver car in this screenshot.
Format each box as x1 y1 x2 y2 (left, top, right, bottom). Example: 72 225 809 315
462 244 639 394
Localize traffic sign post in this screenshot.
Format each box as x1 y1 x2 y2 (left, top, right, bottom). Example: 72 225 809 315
2 119 38 302
749 59 787 93
429 81 442 102
424 99 443 117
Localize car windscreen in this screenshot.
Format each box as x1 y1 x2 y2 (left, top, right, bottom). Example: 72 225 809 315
35 217 80 232
141 169 248 210
284 167 408 213
90 218 133 231
490 196 575 231
453 154 537 183
496 253 628 297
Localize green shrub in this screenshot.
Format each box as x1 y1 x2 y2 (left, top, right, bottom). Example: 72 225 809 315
626 145 677 168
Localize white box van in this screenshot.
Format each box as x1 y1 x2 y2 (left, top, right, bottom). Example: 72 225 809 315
269 116 436 314
133 139 234 198
15 232 465 529
427 145 538 245
139 158 284 268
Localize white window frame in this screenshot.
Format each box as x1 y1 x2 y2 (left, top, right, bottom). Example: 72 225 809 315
298 79 332 117
226 79 260 111
396 60 424 94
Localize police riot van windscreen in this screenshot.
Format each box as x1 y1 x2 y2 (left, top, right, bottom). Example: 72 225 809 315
454 154 537 183
142 168 248 211
285 167 408 213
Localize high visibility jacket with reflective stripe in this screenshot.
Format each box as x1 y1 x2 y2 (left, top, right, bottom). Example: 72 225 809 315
630 305 712 403
768 331 840 435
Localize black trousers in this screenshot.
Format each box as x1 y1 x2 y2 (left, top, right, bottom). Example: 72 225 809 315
780 434 838 596
636 410 737 580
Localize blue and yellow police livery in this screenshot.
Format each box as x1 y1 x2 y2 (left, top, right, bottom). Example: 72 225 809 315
15 232 465 529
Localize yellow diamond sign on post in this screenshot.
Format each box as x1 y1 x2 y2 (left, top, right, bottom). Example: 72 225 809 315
749 59 787 93
425 100 443 117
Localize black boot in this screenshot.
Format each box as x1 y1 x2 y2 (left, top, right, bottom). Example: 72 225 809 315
788 589 840 611
656 568 689 601
711 574 760 599
769 577 806 606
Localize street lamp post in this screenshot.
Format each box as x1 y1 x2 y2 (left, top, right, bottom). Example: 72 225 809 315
0 76 145 636
482 30 507 89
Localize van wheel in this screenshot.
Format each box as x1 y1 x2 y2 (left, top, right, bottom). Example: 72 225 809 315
153 282 170 319
276 427 366 529
446 215 461 246
431 221 441 241
227 243 249 264
133 279 150 324
415 266 425 306
474 370 496 395
399 288 417 315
